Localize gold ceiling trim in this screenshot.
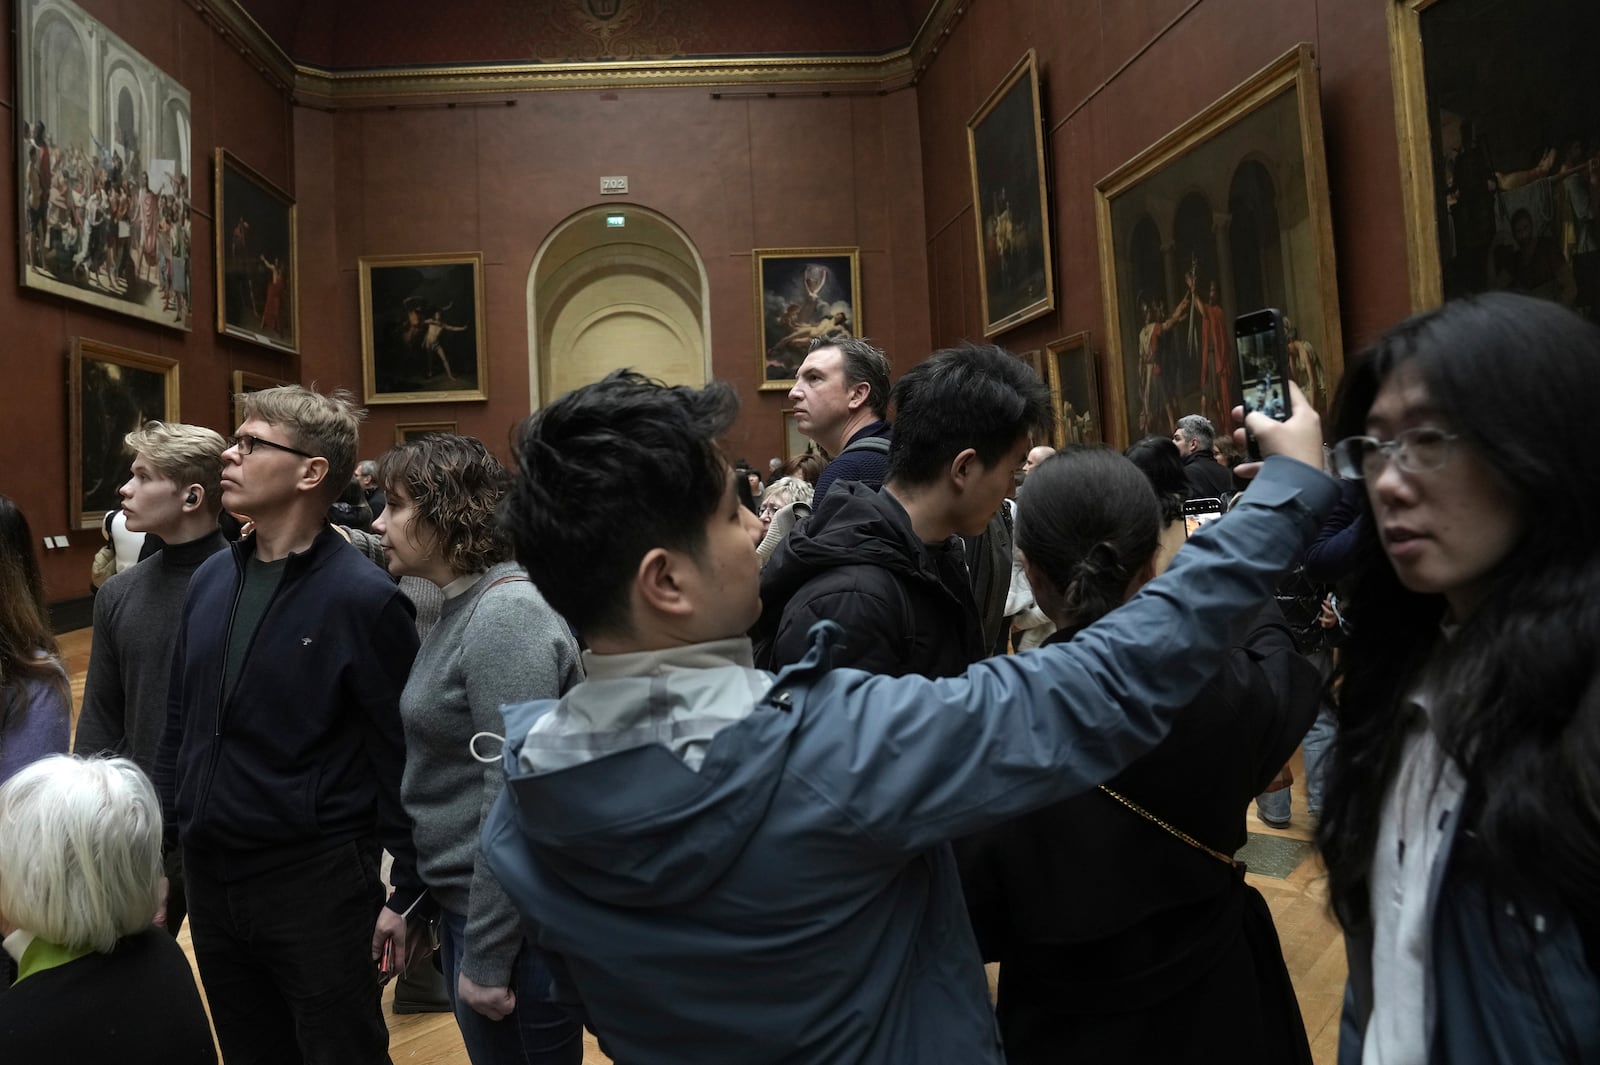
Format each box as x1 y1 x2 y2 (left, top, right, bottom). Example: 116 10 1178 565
200 0 971 105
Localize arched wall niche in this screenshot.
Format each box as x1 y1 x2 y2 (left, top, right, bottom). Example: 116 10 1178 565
527 205 711 411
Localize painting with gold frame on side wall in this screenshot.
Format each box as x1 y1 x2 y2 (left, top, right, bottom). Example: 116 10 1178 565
395 421 458 446
755 247 861 391
216 149 299 355
1093 44 1343 450
1388 0 1600 316
1045 332 1102 448
231 370 294 428
968 49 1056 338
69 338 180 530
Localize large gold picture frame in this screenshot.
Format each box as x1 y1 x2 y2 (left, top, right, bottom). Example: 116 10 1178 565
69 338 180 530
967 50 1056 337
1094 44 1343 448
1045 332 1102 448
1388 0 1600 314
215 150 299 354
359 252 489 405
755 247 861 392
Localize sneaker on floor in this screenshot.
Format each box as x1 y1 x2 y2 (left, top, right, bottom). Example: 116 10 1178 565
1257 811 1292 830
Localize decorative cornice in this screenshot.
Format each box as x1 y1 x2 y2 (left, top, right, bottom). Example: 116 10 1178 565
197 0 971 106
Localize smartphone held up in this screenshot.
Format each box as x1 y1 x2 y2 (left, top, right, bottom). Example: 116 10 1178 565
1234 308 1293 461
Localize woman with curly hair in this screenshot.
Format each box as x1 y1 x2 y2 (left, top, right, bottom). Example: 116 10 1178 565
1320 293 1600 1061
373 435 582 1065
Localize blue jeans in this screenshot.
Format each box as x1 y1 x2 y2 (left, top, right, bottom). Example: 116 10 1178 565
1299 702 1337 818
438 909 582 1065
185 839 390 1065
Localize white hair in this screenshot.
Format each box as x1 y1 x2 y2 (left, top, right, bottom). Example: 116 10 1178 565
760 476 814 510
0 756 162 953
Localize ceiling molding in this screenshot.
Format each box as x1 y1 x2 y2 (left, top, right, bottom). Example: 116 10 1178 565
198 0 971 106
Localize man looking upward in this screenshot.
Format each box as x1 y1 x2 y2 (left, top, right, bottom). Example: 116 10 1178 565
788 337 892 500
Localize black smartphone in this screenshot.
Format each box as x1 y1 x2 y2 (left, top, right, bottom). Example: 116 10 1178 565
1235 308 1292 461
1183 497 1223 538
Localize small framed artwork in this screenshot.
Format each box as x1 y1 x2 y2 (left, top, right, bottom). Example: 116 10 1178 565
69 338 180 530
17 0 193 331
1045 332 1102 447
1015 348 1046 383
968 49 1057 337
231 370 293 427
754 247 861 391
780 410 815 462
215 149 298 354
1094 44 1342 447
360 253 488 404
394 421 458 445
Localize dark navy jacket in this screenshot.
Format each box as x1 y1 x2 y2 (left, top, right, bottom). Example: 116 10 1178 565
155 527 425 910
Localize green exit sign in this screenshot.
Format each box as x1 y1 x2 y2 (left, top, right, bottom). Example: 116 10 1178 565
606 215 625 227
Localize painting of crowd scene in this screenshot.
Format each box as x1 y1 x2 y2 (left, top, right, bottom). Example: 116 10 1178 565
968 50 1055 337
360 253 488 404
17 0 192 330
1097 47 1341 447
755 248 860 390
217 150 298 354
1417 0 1600 318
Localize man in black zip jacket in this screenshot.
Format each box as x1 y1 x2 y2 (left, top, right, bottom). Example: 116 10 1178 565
153 386 422 1065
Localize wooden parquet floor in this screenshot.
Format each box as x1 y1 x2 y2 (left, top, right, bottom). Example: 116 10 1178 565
58 628 1344 1064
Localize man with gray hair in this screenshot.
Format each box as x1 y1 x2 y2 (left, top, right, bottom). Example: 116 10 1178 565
788 336 893 500
155 386 422 1065
356 458 385 518
1172 413 1235 501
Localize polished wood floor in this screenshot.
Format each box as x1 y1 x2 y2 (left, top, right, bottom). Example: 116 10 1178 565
59 628 1344 1064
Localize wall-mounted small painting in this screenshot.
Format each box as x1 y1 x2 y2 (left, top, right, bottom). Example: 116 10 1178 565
70 338 180 530
360 253 489 404
754 247 861 391
216 150 298 354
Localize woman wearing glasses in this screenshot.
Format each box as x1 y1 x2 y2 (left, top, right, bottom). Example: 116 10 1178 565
371 435 583 1065
1321 292 1600 1062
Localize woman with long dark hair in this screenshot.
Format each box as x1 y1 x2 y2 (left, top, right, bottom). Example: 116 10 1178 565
956 446 1321 1063
0 495 70 786
1321 292 1600 1061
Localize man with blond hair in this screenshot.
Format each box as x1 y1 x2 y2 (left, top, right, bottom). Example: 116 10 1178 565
154 386 423 1065
77 420 229 935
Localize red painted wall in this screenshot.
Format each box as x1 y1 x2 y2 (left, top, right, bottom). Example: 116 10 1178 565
915 0 1412 426
294 85 933 474
1 0 297 604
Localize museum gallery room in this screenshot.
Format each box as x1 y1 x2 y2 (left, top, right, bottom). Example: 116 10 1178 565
4 0 1595 1061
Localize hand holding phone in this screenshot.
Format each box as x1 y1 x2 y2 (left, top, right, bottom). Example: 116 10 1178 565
1183 497 1223 538
1235 309 1293 461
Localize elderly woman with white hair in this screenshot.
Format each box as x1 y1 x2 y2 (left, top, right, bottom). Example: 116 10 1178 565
756 475 815 567
0 755 214 1063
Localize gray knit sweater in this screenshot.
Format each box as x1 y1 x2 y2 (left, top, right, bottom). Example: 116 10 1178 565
76 531 228 769
399 561 581 986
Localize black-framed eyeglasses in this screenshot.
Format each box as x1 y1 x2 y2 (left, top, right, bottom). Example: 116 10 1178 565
231 432 316 460
1331 427 1459 480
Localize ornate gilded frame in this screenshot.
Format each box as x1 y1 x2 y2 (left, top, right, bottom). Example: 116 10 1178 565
215 149 300 354
1388 0 1446 311
754 246 862 392
359 252 489 405
1045 332 1103 448
69 338 180 530
967 50 1056 337
1093 44 1343 448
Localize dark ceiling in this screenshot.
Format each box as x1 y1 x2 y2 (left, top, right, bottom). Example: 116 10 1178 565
235 0 941 69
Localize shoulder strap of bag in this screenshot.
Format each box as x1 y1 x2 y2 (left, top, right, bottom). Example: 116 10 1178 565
839 434 890 456
1098 785 1243 870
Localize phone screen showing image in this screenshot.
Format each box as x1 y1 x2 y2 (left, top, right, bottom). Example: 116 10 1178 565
1183 499 1223 538
1235 309 1291 423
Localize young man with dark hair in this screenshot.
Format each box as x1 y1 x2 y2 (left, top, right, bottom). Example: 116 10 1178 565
76 421 230 935
788 336 893 499
482 369 1336 1064
756 343 1053 677
154 386 423 1065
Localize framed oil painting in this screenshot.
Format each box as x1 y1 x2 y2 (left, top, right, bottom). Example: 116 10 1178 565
69 338 179 530
17 0 193 330
1014 348 1046 383
216 150 298 354
1045 332 1102 447
968 50 1056 337
231 370 293 427
1094 44 1343 448
360 253 488 404
1390 0 1600 316
780 410 816 461
755 247 861 391
395 421 457 445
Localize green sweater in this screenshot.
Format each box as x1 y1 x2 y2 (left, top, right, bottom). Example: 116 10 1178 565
399 561 581 986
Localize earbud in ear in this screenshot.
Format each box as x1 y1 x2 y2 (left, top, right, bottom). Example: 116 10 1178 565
186 492 198 505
